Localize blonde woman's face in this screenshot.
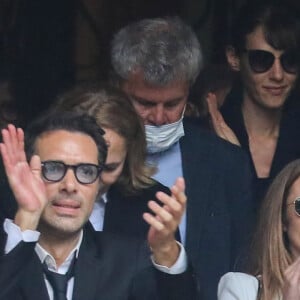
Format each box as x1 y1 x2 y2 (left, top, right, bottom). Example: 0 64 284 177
285 177 300 259
100 128 127 193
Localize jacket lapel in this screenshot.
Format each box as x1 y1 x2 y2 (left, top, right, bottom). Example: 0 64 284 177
21 254 50 299
180 120 215 263
72 228 105 300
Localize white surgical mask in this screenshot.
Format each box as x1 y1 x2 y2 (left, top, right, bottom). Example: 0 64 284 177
145 115 185 153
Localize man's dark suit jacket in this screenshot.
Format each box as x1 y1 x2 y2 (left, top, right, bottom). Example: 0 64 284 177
0 222 199 300
180 119 255 300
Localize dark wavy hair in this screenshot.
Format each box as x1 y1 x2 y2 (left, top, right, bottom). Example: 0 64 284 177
230 0 300 54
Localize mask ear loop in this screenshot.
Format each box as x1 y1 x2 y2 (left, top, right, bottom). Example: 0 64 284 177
181 104 187 118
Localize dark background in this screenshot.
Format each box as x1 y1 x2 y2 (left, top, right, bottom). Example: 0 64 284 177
0 0 299 126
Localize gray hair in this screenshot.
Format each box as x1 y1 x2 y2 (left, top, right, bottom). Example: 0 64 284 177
111 17 203 86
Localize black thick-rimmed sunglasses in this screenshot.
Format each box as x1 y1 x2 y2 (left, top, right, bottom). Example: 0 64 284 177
244 49 298 74
287 197 300 216
41 161 103 184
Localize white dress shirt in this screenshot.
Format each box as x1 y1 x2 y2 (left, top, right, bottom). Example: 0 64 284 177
89 193 108 231
147 141 187 245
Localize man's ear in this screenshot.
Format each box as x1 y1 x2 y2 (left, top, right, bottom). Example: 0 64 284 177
226 46 240 71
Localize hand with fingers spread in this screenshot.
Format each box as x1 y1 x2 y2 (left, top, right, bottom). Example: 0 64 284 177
206 92 241 146
0 124 47 230
282 256 300 300
143 177 186 267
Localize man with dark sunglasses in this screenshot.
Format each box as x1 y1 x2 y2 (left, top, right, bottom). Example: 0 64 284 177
0 112 199 299
208 0 300 210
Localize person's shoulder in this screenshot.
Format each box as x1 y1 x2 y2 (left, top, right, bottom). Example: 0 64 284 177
219 272 257 285
110 180 170 200
218 272 258 300
148 180 170 195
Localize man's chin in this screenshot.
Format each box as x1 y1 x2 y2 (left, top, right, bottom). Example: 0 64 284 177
38 216 85 237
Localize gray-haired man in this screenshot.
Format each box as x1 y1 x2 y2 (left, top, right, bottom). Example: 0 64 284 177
110 16 255 300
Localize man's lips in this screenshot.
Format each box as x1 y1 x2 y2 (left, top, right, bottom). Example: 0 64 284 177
53 200 80 208
51 199 81 215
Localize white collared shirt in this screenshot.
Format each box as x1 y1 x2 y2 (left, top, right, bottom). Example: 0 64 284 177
89 193 108 231
147 141 187 245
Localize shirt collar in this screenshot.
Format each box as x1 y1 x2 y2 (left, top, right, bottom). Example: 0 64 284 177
35 230 83 272
97 192 108 204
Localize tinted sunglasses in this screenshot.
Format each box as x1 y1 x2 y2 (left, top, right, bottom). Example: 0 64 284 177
287 197 300 216
245 49 298 74
41 161 103 184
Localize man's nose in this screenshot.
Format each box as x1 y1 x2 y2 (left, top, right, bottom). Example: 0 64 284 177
150 106 166 126
59 169 78 193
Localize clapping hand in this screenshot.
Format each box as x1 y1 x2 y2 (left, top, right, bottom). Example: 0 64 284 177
143 177 186 267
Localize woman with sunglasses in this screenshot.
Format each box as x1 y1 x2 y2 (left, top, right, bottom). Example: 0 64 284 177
218 159 300 299
52 84 172 238
208 0 300 210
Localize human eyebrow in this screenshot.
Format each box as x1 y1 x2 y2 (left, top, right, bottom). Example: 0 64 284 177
130 96 156 107
130 95 185 108
164 97 185 107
